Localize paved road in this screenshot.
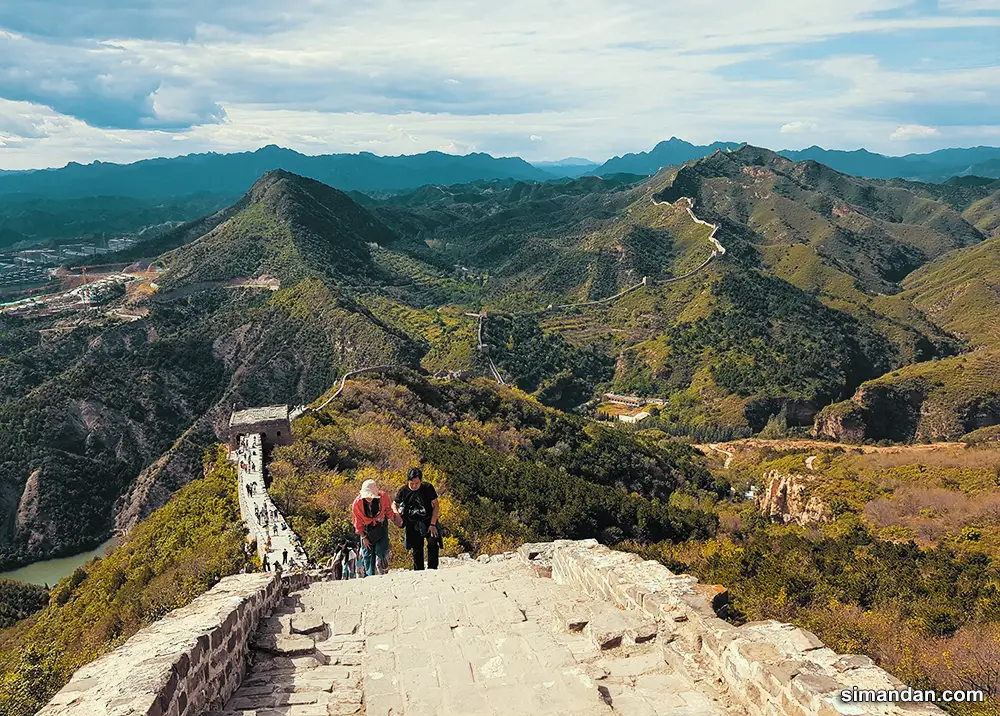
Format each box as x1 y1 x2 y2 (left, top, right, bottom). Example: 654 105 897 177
218 558 739 715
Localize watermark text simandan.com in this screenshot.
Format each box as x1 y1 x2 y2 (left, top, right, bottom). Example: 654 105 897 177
841 688 985 704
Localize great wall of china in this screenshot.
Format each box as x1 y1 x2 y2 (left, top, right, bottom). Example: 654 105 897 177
38 406 942 715
37 535 944 716
30 195 949 715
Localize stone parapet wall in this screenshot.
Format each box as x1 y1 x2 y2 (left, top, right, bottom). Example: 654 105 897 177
520 539 943 716
38 573 281 716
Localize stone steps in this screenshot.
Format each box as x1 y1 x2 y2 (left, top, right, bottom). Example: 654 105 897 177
222 557 740 716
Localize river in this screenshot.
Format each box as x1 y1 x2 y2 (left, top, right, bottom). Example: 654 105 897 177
0 537 120 587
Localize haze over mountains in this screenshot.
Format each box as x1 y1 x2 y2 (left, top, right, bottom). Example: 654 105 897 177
3 139 1000 208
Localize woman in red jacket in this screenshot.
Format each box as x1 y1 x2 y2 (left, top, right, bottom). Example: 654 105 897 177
352 479 395 576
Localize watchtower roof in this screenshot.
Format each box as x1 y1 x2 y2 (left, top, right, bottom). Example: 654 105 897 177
229 405 289 427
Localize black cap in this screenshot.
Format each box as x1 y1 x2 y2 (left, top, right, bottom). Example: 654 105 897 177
407 467 423 481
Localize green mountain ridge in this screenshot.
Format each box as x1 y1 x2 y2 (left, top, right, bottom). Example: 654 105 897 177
389 146 982 435
158 170 396 287
596 139 1000 183
4 143 1000 568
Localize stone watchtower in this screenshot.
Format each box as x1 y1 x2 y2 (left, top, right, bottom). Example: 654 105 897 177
229 405 293 449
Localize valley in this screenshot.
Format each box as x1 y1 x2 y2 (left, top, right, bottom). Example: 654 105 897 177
3 147 1000 572
2 144 1000 714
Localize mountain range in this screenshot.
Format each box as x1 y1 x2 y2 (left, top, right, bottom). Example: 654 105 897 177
2 145 1000 571
0 145 553 201
597 138 1000 182
4 137 1000 716
3 139 1000 210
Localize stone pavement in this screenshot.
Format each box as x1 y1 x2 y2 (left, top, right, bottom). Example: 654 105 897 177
212 556 742 716
236 433 308 570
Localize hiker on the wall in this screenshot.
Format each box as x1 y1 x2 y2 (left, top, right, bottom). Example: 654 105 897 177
393 467 441 571
352 479 394 577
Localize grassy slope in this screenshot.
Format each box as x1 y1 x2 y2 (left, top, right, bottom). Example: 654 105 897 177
0 447 251 716
902 234 1000 348
817 232 1000 442
963 189 1000 236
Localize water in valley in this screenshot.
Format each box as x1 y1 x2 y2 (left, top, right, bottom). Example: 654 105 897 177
0 537 119 587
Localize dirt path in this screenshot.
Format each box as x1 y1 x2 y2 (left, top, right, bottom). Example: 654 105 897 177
717 438 967 454
707 443 735 469
694 438 970 468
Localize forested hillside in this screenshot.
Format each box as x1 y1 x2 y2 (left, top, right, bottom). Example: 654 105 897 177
0 172 437 569
369 146 993 437
4 144 1000 570
0 194 230 249
0 448 250 716
268 373 721 564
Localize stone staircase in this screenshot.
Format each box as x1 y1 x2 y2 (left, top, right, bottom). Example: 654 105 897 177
40 540 944 716
208 553 740 716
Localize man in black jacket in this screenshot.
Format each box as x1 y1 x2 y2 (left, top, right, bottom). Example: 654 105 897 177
392 467 440 570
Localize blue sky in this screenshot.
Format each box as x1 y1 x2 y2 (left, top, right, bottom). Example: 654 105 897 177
0 0 998 169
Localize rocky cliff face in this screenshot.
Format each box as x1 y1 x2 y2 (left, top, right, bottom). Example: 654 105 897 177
813 401 867 442
757 471 831 526
814 366 1000 443
814 382 925 443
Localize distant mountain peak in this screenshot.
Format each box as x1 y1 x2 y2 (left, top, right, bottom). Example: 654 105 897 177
159 169 397 287
598 138 743 176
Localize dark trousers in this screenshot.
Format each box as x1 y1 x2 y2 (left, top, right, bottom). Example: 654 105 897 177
406 524 439 570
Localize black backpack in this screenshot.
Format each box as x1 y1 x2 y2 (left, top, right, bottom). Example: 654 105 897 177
364 519 388 543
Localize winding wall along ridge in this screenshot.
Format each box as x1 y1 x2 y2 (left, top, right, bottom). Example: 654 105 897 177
474 194 725 383
294 195 724 390
235 433 307 569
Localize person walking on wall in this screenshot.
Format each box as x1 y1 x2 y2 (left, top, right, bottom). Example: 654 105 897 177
392 467 440 571
352 479 393 577
344 542 358 579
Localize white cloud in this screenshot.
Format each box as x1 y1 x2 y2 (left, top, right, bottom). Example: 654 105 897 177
890 124 942 140
938 0 1000 10
780 121 818 134
0 0 999 167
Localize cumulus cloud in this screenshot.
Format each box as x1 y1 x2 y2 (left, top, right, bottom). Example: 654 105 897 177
780 121 819 134
0 0 998 167
890 124 942 140
530 134 543 141
0 33 227 130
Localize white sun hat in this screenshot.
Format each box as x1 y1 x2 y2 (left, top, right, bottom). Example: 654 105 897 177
360 479 380 499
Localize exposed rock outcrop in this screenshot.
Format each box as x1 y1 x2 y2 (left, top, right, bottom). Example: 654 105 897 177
813 400 867 442
14 469 47 554
757 471 831 526
814 353 1000 443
